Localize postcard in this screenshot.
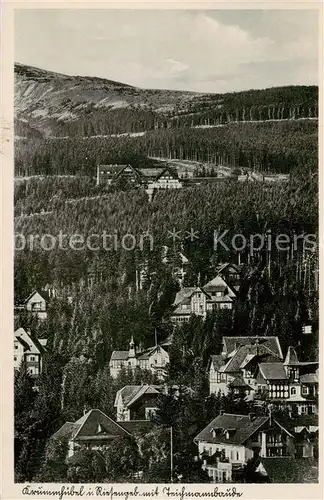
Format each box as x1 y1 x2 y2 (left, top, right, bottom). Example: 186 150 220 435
1 1 323 499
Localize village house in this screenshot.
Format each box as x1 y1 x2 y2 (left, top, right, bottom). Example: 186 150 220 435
109 337 169 380
208 339 318 415
96 164 142 186
144 167 183 201
15 290 48 320
114 384 165 422
52 409 133 459
170 275 236 323
254 346 318 416
194 411 296 483
14 327 47 377
213 262 242 292
208 336 283 396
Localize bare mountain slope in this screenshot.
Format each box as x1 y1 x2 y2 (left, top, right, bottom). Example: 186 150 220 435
15 63 318 138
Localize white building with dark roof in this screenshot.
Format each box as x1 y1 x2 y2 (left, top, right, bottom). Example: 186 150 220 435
52 409 132 459
109 337 169 380
194 412 295 483
114 384 164 421
170 275 236 323
14 327 47 377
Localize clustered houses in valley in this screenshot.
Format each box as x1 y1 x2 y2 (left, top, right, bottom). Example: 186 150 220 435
194 409 318 483
96 163 182 201
170 275 236 323
14 327 47 378
14 290 48 321
208 337 318 416
109 337 169 380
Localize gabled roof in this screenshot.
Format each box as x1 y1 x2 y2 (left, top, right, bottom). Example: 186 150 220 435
173 287 198 306
229 375 253 389
203 276 236 297
215 263 242 275
155 167 179 181
126 385 162 407
208 355 225 372
284 346 299 365
114 385 163 407
222 336 283 359
24 290 48 304
52 422 80 441
221 344 282 374
73 409 132 441
14 327 47 355
137 345 168 360
110 350 129 361
258 362 288 381
194 413 269 445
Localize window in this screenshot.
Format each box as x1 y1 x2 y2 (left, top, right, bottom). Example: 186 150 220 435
14 356 17 361
300 405 308 415
302 386 309 395
29 356 35 361
15 345 18 349
291 387 296 395
236 452 240 461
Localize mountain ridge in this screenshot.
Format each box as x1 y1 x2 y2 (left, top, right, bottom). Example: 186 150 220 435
15 62 318 138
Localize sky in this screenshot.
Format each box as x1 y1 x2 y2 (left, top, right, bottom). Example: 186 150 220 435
15 9 319 93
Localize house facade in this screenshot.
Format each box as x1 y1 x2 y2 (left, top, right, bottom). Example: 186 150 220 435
109 338 169 380
145 167 183 201
15 290 48 320
96 164 141 186
170 276 236 323
208 336 283 396
208 338 318 415
14 327 47 377
114 385 164 421
194 412 295 483
52 409 132 459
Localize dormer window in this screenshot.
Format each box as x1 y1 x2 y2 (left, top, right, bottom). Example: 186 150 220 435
210 428 217 438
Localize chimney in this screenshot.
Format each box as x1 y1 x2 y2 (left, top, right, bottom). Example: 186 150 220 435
219 410 224 416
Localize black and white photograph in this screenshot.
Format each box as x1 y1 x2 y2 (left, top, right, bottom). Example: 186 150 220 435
3 2 322 494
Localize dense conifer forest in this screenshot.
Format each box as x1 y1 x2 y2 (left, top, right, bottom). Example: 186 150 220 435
14 64 319 482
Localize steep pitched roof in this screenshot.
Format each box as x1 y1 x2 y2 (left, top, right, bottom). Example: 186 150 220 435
259 458 318 483
24 290 48 304
115 385 163 408
194 413 269 446
14 327 46 355
215 263 242 275
126 385 162 407
110 350 129 361
222 336 283 359
173 287 198 306
203 276 236 297
52 422 80 441
221 344 281 374
73 409 132 441
284 346 299 365
208 355 225 372
258 363 288 380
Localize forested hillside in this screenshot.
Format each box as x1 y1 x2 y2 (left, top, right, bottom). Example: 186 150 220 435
14 63 319 482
